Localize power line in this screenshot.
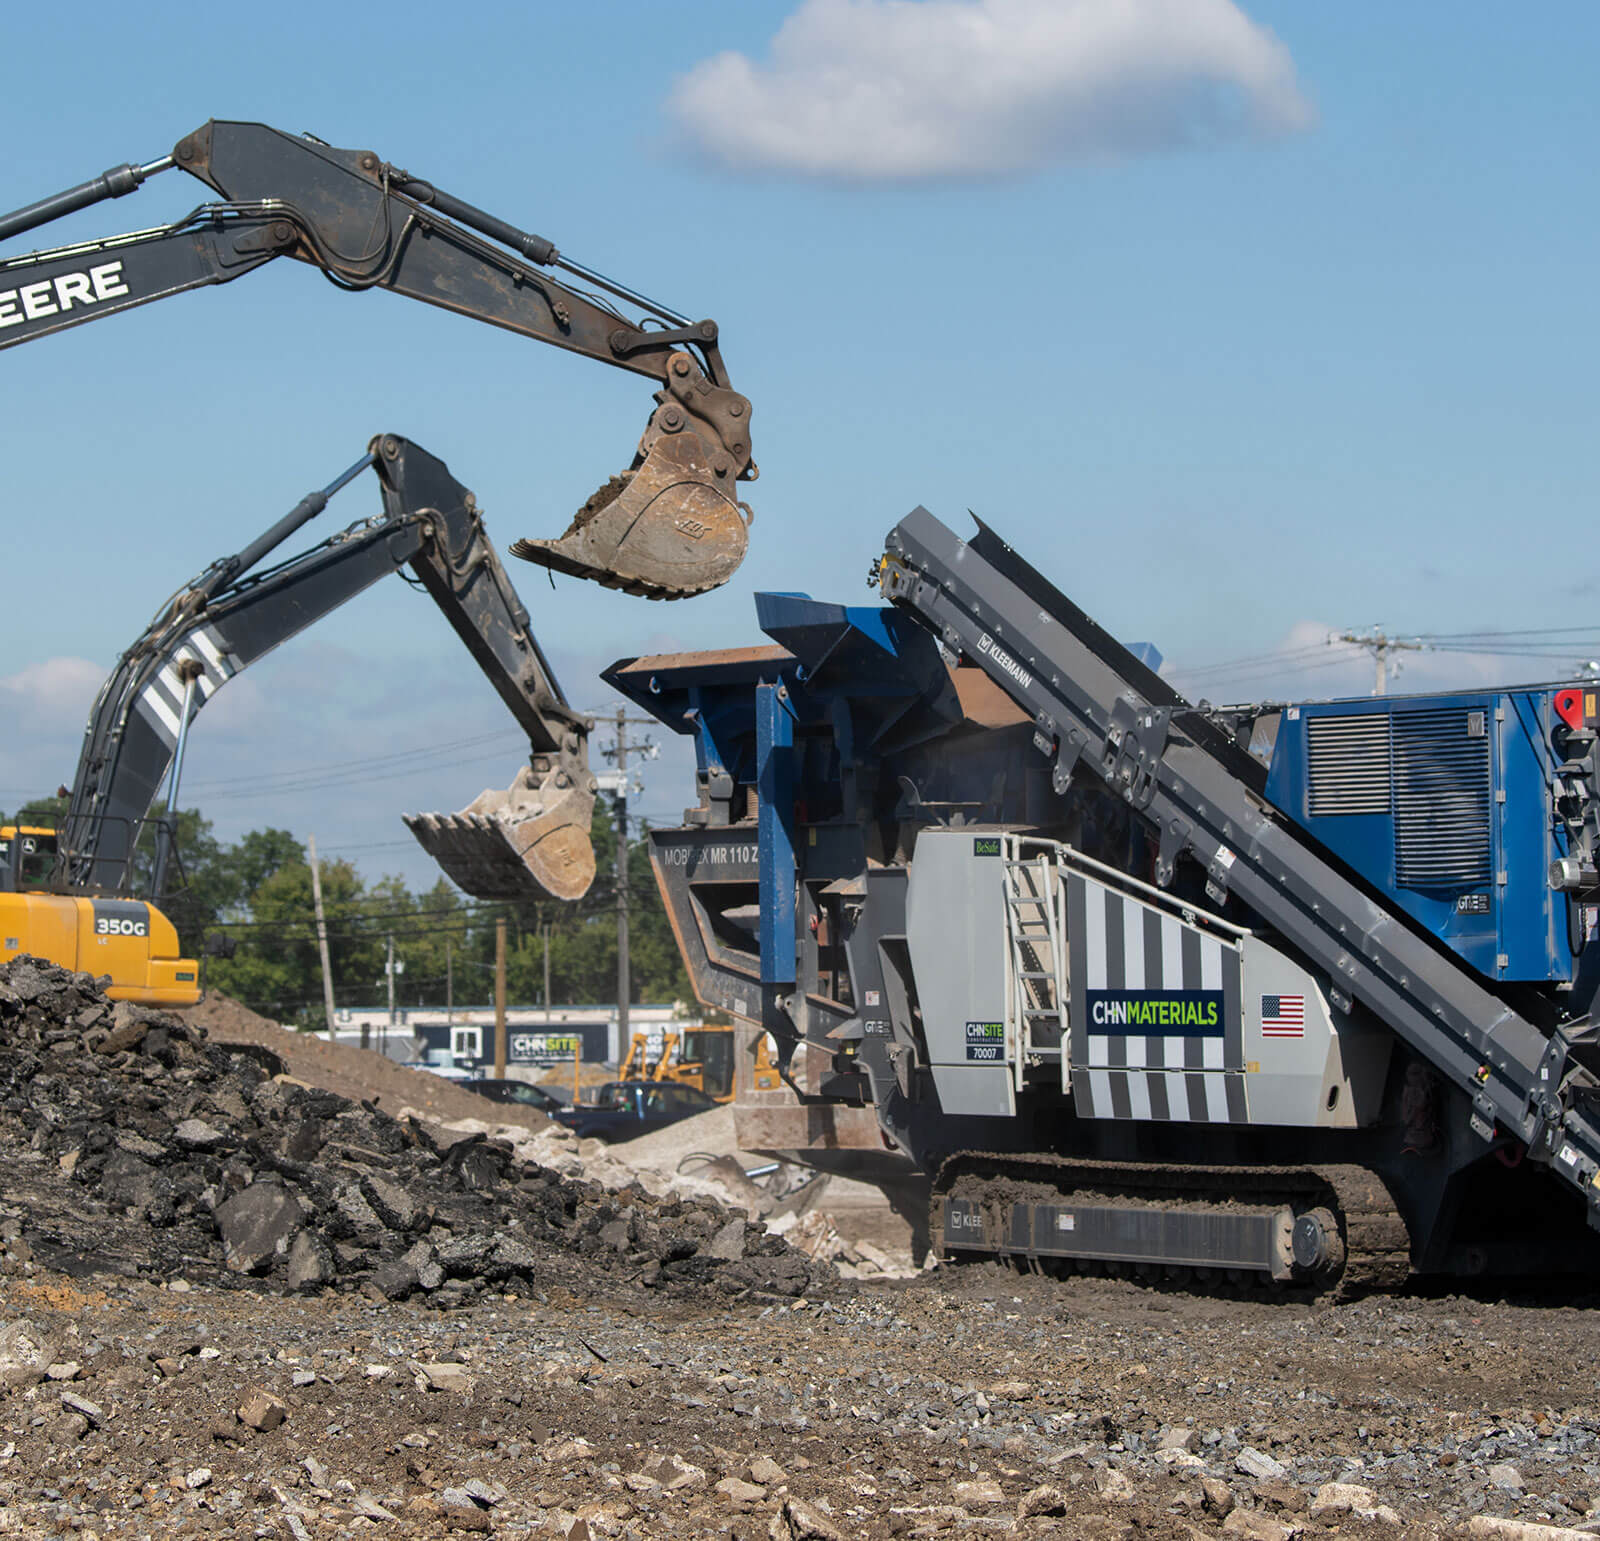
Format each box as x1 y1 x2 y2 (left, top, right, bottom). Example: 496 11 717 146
1167 642 1334 681
182 727 524 795
1165 653 1366 693
1328 629 1426 696
318 838 426 854
1413 625 1600 642
194 745 531 803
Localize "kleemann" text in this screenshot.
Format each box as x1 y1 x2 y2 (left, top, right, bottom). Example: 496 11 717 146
976 633 1032 691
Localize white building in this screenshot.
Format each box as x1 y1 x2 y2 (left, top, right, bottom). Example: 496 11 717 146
328 1001 698 1078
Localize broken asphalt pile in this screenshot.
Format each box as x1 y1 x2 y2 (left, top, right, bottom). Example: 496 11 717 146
0 957 833 1306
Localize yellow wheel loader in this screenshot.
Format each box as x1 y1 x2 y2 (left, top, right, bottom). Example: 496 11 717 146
619 1025 782 1102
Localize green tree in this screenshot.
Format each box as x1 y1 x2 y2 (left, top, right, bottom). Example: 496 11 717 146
494 802 691 1007
7 788 695 1023
207 853 388 1024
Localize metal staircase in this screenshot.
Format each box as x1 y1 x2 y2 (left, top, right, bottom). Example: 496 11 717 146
1002 834 1069 1092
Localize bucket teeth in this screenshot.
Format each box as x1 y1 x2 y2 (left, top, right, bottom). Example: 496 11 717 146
405 768 595 901
511 430 751 601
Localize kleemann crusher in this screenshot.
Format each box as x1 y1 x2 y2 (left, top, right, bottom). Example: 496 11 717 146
605 509 1600 1288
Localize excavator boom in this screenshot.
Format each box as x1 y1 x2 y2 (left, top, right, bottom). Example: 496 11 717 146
62 436 597 905
0 120 758 599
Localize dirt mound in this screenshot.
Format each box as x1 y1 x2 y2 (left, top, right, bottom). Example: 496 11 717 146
179 990 553 1134
179 990 276 1040
0 958 836 1307
535 1060 614 1090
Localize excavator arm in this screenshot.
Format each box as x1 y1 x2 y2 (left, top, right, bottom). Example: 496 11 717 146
62 435 597 905
0 119 757 599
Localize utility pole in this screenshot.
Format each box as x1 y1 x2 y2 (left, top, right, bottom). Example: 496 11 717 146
385 933 396 1057
445 938 453 1028
307 833 338 1043
614 707 630 1049
597 710 658 1056
494 916 508 1079
1332 628 1427 696
543 921 552 1024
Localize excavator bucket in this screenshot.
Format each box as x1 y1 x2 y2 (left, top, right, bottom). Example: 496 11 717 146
404 764 596 902
512 431 750 600
511 358 755 600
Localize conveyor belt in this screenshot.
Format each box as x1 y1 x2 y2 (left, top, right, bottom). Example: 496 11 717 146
880 509 1600 1224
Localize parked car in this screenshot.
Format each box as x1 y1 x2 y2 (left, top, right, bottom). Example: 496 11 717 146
549 1080 719 1142
463 1077 568 1113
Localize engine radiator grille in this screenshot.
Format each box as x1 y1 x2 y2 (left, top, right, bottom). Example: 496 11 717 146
1307 714 1392 816
1307 708 1493 887
1392 709 1492 887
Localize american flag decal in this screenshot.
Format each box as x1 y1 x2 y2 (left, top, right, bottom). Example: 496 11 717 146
1261 994 1305 1037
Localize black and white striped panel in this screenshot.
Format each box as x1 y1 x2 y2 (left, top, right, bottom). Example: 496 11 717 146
133 626 238 749
1067 873 1247 1124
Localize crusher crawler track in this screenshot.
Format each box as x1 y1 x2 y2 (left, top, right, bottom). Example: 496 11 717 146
932 1153 1411 1298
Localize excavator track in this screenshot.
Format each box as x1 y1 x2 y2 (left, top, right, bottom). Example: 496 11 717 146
931 1152 1411 1299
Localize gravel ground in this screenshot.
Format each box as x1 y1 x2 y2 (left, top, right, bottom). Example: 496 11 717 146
0 1261 1598 1539
6 964 1600 1539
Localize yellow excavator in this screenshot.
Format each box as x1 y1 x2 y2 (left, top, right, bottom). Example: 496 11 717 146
1 119 760 1001
1 435 612 1006
0 825 199 1005
620 1025 782 1102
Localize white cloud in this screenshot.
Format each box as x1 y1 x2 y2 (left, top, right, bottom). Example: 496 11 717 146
0 657 107 811
1164 621 1589 706
0 656 106 727
667 0 1312 181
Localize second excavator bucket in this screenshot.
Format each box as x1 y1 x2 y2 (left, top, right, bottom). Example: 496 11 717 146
404 764 596 902
510 353 755 600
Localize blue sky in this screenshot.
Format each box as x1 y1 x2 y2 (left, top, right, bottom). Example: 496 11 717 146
3 2 1595 887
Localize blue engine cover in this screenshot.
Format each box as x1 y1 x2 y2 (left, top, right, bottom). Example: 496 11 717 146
1263 689 1576 983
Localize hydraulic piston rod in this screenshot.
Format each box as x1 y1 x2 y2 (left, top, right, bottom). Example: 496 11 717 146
221 451 377 586
0 156 173 245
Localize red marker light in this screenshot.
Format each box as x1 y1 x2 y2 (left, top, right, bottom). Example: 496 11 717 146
1555 689 1586 730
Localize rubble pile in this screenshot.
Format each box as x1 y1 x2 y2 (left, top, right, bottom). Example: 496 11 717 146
0 958 833 1304
776 1208 914 1279
5 958 1597 1536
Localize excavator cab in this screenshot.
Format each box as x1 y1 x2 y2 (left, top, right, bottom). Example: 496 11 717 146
0 823 199 1006
0 826 59 892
